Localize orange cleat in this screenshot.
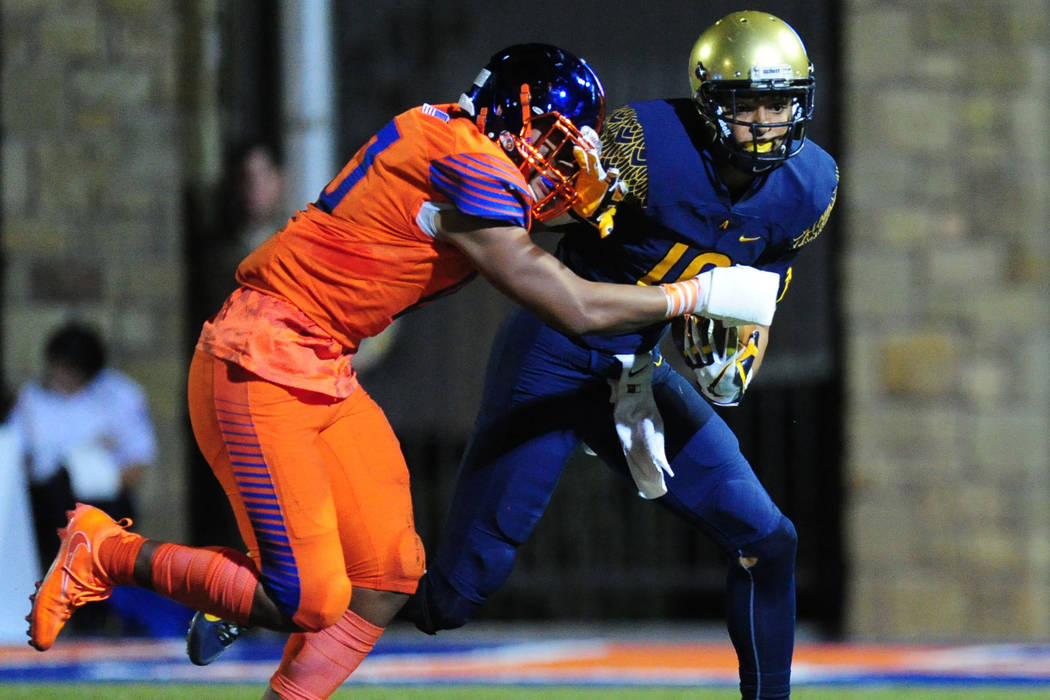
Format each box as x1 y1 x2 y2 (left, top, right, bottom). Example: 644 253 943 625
26 503 132 651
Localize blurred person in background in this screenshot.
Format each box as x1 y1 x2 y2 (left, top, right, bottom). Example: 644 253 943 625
407 12 838 700
28 43 779 699
11 322 153 567
186 139 291 552
228 140 289 255
192 139 290 330
9 321 191 637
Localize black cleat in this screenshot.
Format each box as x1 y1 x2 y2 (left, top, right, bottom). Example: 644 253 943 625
186 611 244 666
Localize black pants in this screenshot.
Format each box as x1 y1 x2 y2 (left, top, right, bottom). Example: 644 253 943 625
28 468 75 569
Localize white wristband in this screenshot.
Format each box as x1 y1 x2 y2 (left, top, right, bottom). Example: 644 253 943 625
700 266 780 326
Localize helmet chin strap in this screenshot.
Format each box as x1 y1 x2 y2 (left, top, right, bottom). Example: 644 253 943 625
702 110 788 176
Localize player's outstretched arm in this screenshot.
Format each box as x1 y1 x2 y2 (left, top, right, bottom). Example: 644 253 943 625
437 211 664 335
436 210 779 336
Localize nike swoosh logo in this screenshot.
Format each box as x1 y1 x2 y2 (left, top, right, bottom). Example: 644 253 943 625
61 531 91 597
739 235 762 243
628 365 649 377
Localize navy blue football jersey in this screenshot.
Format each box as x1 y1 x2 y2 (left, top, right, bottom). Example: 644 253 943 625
555 98 838 354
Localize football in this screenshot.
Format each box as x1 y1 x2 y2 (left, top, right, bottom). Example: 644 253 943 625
671 314 756 369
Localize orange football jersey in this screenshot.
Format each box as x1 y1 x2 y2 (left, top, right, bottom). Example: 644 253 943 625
198 103 534 397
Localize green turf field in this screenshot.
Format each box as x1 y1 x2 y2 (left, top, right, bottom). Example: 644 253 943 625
1 685 1046 699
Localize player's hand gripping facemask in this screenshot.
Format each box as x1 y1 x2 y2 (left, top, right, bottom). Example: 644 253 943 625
570 126 627 238
458 43 607 222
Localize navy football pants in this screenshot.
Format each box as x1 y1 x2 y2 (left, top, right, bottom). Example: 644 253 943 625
419 309 796 699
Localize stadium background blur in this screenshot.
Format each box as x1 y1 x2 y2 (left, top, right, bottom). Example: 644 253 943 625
1 0 1047 645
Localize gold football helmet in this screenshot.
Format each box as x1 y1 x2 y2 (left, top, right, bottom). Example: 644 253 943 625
688 11 814 173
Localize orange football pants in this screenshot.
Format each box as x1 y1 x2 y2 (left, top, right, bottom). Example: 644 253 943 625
187 349 424 631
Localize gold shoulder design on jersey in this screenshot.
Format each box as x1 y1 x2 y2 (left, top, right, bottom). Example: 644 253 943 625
601 105 649 208
792 168 839 250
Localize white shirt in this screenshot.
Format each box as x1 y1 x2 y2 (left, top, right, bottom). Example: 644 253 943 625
7 369 157 491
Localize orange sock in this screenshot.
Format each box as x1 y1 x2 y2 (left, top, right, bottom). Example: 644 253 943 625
148 544 258 625
270 609 383 699
97 530 146 586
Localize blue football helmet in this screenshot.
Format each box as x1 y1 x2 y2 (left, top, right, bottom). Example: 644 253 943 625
689 11 815 174
458 43 606 221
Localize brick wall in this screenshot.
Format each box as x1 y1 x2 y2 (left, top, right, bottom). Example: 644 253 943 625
842 0 1050 639
1 1 188 541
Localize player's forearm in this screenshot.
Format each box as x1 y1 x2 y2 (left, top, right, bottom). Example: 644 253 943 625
474 241 781 337
441 214 778 336
515 276 669 337
471 241 668 336
441 218 670 335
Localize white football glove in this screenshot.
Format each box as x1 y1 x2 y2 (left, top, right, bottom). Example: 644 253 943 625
571 126 626 238
672 315 760 407
661 265 779 327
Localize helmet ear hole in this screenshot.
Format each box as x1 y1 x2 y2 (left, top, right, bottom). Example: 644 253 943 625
498 131 516 154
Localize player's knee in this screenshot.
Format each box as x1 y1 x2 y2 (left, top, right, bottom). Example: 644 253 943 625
394 529 426 585
409 523 520 634
738 514 797 571
410 569 482 633
439 549 516 630
292 576 353 632
411 536 518 634
474 541 518 598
